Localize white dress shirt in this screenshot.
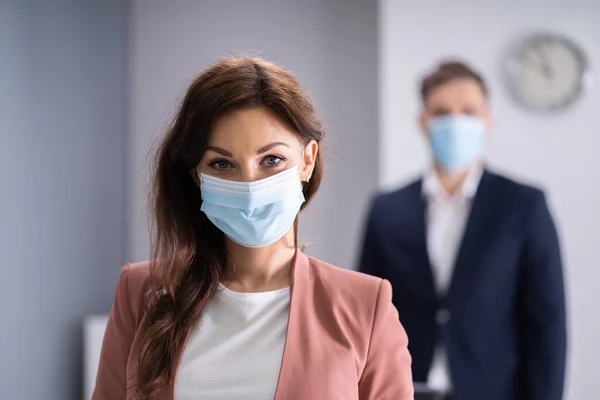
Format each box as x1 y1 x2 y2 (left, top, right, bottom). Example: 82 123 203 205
175 283 290 400
422 166 483 392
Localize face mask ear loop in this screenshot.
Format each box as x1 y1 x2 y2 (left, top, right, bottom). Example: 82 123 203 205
300 148 310 184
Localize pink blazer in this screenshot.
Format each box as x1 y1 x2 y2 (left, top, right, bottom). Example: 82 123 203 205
93 251 414 399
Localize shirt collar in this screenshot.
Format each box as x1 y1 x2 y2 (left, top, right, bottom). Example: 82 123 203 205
421 165 484 200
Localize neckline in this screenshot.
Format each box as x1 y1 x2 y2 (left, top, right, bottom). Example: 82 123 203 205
216 282 290 300
422 165 484 200
169 250 310 400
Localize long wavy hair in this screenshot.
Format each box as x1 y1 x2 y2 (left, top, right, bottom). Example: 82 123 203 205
133 57 326 398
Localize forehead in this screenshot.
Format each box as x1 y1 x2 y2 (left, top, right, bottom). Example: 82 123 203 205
425 78 486 108
208 107 300 149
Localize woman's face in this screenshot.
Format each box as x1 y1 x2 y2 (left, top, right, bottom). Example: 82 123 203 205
196 107 318 183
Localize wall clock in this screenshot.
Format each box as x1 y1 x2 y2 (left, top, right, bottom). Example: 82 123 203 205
504 32 591 111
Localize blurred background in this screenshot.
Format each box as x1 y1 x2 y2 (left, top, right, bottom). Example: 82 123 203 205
0 0 597 399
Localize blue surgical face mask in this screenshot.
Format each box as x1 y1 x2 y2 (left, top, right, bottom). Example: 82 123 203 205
199 166 305 248
428 114 486 171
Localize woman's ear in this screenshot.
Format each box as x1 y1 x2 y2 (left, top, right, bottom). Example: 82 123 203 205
300 140 318 182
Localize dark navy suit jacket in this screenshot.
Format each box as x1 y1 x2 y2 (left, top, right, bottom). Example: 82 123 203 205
358 169 566 400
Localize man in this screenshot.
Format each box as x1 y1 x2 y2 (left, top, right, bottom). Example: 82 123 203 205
358 61 566 400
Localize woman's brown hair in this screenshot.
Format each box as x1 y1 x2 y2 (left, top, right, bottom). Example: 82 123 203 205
134 57 325 398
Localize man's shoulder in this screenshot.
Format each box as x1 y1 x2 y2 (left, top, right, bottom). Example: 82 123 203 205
373 170 546 199
485 170 546 203
371 177 422 210
367 170 548 218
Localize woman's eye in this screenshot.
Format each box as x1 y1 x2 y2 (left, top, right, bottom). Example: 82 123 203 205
210 160 232 170
262 155 284 167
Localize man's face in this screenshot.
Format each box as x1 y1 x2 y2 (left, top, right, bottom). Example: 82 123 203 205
420 78 491 132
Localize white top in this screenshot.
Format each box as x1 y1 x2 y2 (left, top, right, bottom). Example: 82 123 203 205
175 283 290 400
422 166 483 392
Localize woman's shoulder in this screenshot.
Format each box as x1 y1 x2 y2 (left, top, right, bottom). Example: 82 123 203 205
113 261 152 322
121 260 151 282
306 255 383 290
119 261 152 292
304 255 390 309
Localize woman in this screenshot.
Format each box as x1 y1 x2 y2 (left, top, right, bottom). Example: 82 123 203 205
93 57 413 400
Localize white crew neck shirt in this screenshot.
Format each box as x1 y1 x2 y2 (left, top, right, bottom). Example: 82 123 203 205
175 283 290 400
422 165 483 392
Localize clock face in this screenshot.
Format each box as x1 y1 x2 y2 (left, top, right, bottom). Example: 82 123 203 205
505 33 590 111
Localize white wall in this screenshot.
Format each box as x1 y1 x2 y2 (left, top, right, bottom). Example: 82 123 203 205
127 0 378 269
380 1 600 398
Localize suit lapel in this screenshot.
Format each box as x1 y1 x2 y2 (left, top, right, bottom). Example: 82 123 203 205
407 180 437 303
446 170 499 302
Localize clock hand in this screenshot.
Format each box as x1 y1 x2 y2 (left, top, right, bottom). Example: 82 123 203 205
535 45 553 81
524 52 545 71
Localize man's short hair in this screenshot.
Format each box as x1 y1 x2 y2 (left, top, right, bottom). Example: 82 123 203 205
420 60 488 102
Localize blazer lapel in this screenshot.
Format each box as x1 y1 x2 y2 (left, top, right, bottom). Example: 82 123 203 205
447 170 500 303
274 250 312 400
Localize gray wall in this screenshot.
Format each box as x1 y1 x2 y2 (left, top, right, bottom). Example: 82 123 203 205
0 1 126 399
127 0 379 270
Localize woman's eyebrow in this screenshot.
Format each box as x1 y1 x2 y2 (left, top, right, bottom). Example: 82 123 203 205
206 146 233 157
256 142 289 154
